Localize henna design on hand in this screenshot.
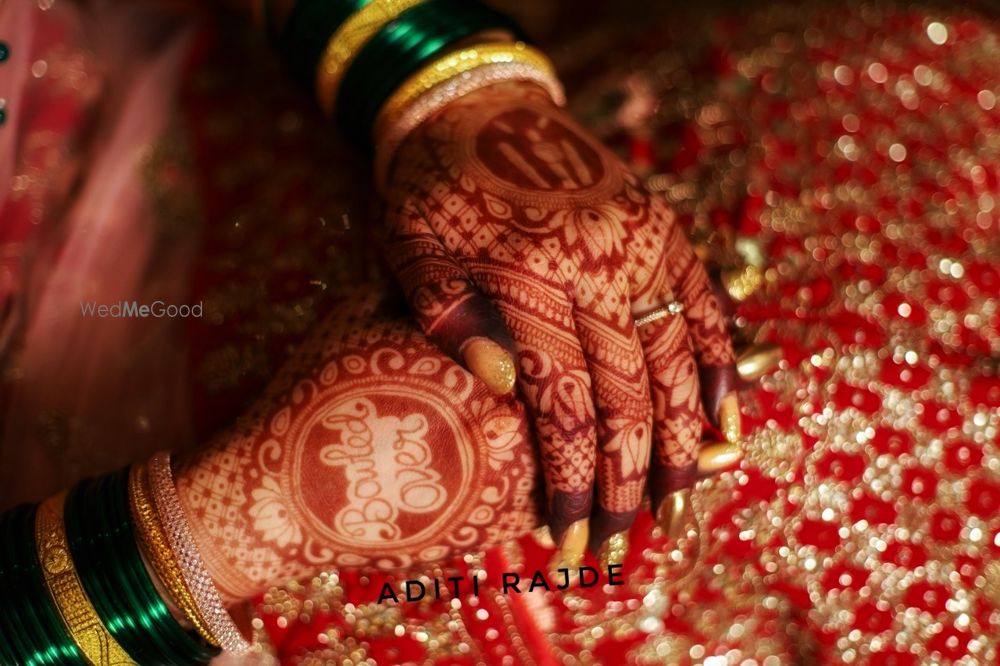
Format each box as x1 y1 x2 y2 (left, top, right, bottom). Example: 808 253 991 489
384 81 736 551
174 289 539 602
638 301 702 501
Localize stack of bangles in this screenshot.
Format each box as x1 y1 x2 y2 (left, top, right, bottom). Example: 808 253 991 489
266 0 566 188
0 453 251 664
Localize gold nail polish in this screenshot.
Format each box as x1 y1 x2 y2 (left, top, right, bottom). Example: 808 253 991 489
736 342 784 381
656 489 690 541
697 441 743 475
462 338 516 395
548 519 588 571
722 264 763 302
598 531 628 568
718 392 741 444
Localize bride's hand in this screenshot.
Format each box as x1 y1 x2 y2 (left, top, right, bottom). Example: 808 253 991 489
382 81 740 564
173 289 539 603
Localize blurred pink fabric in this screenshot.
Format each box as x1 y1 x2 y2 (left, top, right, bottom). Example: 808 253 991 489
0 1 199 507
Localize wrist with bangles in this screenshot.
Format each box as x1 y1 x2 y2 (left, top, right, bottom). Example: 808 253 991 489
266 0 565 182
0 454 248 664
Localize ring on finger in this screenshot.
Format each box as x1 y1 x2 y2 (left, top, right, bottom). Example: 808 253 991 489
634 301 684 328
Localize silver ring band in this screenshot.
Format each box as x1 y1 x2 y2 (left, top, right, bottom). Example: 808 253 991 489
634 301 684 327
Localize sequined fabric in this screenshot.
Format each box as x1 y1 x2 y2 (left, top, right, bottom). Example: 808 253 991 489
556 3 999 662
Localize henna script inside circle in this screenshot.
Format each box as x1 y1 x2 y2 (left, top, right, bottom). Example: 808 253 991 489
284 386 478 549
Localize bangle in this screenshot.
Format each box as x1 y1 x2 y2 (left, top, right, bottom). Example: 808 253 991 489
66 476 167 663
376 42 560 128
0 503 84 665
374 45 565 190
147 452 252 655
65 471 219 664
16 502 87 665
280 0 368 88
35 492 135 665
316 0 429 116
1 505 50 665
337 0 521 145
129 463 220 648
0 507 21 662
98 471 218 664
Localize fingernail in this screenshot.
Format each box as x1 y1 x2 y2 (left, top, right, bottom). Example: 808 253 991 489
656 489 690 541
697 441 743 475
736 342 784 382
533 525 555 549
549 519 588 571
598 531 628 568
463 338 516 395
719 392 741 444
722 264 763 302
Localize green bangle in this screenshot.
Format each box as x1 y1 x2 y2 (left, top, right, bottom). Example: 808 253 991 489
336 0 521 145
0 503 84 665
0 559 17 665
92 473 191 662
65 472 218 665
65 477 159 663
88 473 178 658
101 471 218 664
1 505 48 665
86 471 217 664
279 0 369 88
18 503 87 665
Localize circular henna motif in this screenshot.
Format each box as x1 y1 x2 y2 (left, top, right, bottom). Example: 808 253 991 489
455 100 623 209
279 377 482 552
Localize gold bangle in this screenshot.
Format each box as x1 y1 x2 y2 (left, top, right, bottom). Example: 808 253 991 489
129 464 220 648
376 41 558 131
315 0 429 115
35 492 136 665
374 61 564 191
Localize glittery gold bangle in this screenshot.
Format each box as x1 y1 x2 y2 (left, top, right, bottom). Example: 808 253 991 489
376 41 559 131
35 492 136 665
315 0 429 116
147 452 252 655
129 464 220 648
374 59 565 190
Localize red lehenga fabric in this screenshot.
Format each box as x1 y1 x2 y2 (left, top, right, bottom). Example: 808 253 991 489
2 1 999 664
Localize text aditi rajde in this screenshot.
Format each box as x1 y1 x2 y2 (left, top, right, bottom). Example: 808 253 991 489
377 564 625 604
